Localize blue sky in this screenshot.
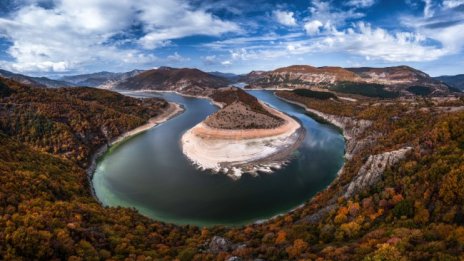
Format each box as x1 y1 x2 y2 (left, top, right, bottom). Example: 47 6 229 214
0 0 463 77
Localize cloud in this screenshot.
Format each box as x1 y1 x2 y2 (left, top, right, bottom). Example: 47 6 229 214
307 0 364 29
166 52 190 63
304 20 323 35
423 0 435 17
201 54 232 66
401 1 464 55
345 0 376 8
226 21 450 63
214 0 461 66
0 0 239 73
202 55 218 65
325 22 447 61
442 0 464 8
138 0 241 49
273 10 297 26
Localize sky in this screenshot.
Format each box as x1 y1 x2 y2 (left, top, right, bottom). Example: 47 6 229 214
0 0 463 77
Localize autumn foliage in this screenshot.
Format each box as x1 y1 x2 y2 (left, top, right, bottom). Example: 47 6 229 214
0 78 464 260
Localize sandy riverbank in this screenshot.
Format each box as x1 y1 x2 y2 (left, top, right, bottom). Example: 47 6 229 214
110 102 184 146
181 103 304 179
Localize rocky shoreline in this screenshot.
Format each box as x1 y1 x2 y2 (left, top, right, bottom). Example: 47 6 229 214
275 93 413 224
275 95 372 162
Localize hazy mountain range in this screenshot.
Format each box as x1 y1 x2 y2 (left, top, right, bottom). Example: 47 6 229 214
60 70 145 88
0 69 74 88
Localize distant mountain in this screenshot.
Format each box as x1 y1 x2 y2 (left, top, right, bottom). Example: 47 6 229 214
244 65 453 97
207 71 240 81
114 67 229 96
0 69 73 88
434 74 464 91
61 70 144 88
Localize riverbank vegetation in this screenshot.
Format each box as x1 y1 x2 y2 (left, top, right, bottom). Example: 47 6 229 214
1 77 464 260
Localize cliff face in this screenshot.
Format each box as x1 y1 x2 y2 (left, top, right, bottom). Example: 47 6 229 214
296 105 373 160
344 147 412 198
113 67 229 96
245 65 451 96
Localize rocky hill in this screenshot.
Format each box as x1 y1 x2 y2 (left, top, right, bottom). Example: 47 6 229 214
113 67 229 96
0 68 74 88
61 70 144 88
435 74 464 91
245 65 453 97
206 87 284 129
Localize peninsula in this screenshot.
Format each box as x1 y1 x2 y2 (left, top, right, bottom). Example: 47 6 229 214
181 87 304 179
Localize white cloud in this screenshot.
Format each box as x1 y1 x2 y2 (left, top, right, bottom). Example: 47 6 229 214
217 0 462 66
0 0 240 73
307 0 364 28
202 55 218 65
401 2 464 57
166 52 190 63
138 0 241 49
423 0 434 17
303 0 365 36
225 21 451 63
326 22 447 61
273 10 297 26
443 0 464 8
346 0 376 8
304 20 324 35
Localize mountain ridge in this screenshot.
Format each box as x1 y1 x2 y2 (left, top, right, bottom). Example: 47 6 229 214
60 70 145 88
434 74 464 91
0 69 74 88
244 65 453 96
113 67 230 96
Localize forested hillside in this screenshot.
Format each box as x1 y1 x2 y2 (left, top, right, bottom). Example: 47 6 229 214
0 78 167 166
1 78 464 260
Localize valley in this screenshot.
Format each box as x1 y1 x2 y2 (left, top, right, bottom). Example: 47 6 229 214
1 0 464 259
1 63 464 260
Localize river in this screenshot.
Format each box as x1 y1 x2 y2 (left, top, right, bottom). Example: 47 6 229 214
92 90 344 227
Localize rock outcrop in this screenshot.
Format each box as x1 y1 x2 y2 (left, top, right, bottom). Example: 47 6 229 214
208 236 231 253
344 147 412 198
291 103 373 160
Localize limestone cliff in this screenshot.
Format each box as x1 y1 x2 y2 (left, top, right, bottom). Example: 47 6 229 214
344 147 412 198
